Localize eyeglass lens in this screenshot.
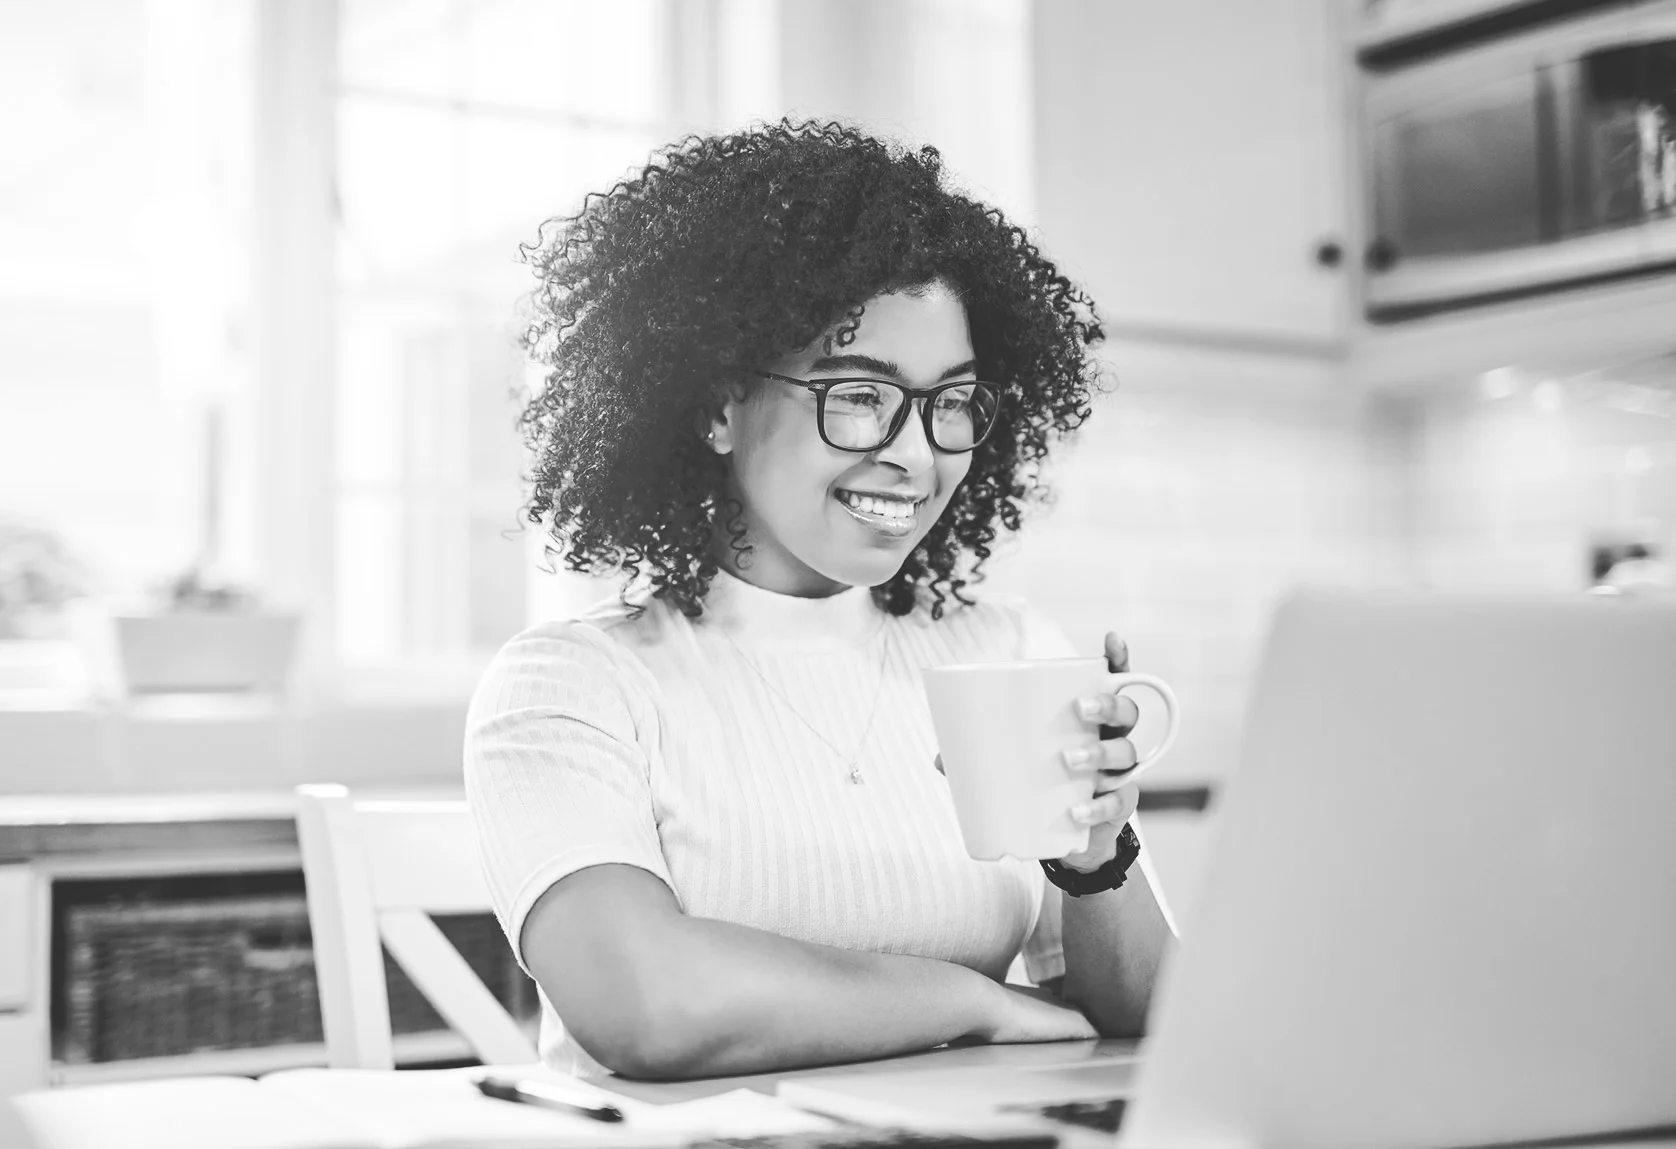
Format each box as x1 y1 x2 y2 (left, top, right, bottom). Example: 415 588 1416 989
823 381 1000 451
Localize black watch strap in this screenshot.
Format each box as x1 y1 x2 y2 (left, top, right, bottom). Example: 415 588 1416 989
1040 822 1142 898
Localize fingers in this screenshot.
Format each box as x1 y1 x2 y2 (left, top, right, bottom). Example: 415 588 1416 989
1071 782 1139 827
1073 691 1140 732
1060 736 1139 775
1103 631 1130 674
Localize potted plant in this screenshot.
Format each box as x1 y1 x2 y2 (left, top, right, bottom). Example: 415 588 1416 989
95 399 304 697
108 566 302 696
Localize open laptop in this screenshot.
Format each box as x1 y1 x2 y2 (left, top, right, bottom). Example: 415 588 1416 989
778 589 1676 1148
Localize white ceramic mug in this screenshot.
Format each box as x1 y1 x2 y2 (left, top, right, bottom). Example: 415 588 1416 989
922 657 1180 861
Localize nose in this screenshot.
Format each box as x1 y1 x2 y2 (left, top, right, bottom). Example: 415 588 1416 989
872 396 937 474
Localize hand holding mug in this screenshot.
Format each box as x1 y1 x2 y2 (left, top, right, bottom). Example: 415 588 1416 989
1055 632 1145 874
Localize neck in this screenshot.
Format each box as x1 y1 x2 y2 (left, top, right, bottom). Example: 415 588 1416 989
709 536 850 599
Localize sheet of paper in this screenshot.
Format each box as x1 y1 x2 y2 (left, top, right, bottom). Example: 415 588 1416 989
12 1076 360 1149
258 1066 837 1149
260 1068 674 1149
627 1088 839 1137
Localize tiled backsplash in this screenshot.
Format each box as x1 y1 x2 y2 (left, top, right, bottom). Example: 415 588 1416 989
1398 370 1676 594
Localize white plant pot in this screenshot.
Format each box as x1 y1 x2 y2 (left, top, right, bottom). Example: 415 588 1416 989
110 612 302 695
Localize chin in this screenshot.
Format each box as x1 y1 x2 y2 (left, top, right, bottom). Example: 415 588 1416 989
821 547 916 591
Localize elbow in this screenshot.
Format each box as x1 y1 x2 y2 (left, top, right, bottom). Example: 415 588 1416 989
565 981 719 1080
1060 980 1150 1041
584 1025 704 1081
582 1035 692 1082
1091 1008 1149 1041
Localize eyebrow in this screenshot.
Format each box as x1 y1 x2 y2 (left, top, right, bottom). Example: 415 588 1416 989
805 354 978 383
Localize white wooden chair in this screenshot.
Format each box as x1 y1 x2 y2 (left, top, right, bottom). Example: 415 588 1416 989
293 783 539 1069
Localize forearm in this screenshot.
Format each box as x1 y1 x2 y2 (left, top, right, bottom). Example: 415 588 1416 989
525 882 1003 1081
1057 861 1172 1037
640 914 1002 1079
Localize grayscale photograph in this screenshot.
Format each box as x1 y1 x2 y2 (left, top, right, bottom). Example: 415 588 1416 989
0 3 1672 1148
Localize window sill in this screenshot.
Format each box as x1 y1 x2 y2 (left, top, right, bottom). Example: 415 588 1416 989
0 641 493 712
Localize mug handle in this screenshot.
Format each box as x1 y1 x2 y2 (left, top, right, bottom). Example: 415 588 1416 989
1098 671 1180 781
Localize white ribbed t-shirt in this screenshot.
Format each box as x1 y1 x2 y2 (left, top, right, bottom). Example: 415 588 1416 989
463 568 1165 1076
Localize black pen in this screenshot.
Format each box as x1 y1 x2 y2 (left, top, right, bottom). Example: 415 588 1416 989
474 1074 626 1123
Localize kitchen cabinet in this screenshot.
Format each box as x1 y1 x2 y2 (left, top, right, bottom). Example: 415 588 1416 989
1031 0 1352 351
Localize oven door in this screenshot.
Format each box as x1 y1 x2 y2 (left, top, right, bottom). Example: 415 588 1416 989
1363 1 1676 320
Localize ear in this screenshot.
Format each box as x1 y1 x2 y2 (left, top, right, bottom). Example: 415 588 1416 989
698 382 747 455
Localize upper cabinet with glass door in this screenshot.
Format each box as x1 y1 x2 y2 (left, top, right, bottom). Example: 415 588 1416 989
1361 0 1676 320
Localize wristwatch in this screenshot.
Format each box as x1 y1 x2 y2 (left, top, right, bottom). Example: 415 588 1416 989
1040 823 1142 897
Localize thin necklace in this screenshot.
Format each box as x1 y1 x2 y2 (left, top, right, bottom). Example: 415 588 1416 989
717 627 891 785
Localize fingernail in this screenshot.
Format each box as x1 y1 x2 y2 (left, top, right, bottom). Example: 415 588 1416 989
1070 802 1098 825
1061 745 1095 770
1074 697 1102 722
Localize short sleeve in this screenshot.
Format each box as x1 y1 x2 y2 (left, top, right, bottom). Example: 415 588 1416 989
463 622 675 973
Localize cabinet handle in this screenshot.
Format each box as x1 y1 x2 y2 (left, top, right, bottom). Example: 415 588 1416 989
1365 238 1400 273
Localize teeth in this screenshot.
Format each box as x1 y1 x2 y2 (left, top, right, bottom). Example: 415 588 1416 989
839 491 917 520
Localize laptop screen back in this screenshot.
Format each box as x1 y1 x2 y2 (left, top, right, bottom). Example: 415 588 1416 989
1123 591 1676 1149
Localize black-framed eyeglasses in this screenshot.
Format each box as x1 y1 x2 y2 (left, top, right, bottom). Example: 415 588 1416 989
752 371 1004 454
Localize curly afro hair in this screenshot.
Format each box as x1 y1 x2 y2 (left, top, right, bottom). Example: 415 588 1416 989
517 118 1106 620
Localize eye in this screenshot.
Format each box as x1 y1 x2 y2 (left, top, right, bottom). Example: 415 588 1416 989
934 386 975 413
827 382 888 410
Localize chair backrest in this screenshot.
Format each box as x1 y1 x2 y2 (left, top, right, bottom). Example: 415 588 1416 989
293 783 538 1069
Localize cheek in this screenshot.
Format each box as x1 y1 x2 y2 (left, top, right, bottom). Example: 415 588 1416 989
734 417 844 513
935 454 973 501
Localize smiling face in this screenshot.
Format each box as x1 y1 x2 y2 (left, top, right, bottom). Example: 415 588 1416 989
707 281 978 596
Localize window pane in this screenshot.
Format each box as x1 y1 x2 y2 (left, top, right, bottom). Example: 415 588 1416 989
0 0 151 276
468 511 527 648
333 0 675 671
338 94 664 288
337 299 423 489
0 1 251 603
340 0 668 124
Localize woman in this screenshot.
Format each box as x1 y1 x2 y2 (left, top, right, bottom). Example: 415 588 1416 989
465 120 1175 1081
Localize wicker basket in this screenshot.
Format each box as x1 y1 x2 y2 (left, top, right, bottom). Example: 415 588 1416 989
58 894 533 1064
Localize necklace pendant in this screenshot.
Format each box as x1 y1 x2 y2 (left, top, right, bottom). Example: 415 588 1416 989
848 766 865 785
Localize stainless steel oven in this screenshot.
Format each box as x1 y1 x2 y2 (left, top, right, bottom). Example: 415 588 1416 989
1362 0 1676 319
